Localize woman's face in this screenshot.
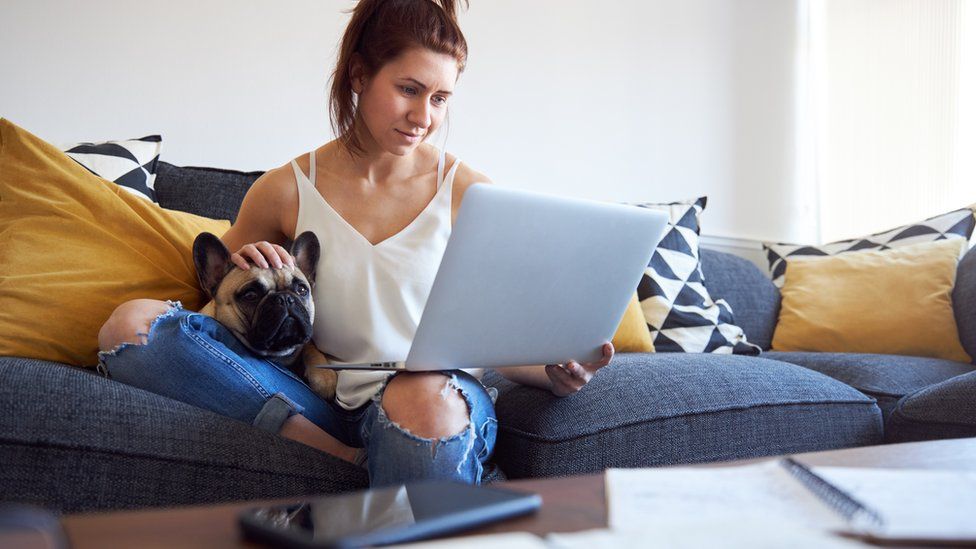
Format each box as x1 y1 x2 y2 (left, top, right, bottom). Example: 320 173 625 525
354 47 459 156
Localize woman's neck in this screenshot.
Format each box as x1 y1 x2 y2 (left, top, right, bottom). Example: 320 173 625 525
321 139 436 187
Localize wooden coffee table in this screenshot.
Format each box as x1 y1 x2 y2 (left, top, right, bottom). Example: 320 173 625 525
59 437 976 548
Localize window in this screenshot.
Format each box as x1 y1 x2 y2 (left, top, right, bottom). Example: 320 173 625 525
802 0 976 242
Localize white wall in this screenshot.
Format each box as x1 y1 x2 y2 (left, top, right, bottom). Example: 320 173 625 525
0 0 801 245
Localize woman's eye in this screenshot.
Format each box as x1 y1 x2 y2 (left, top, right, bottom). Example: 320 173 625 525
432 95 447 106
401 86 417 95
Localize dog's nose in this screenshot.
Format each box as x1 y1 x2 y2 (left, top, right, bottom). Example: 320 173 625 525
274 293 297 306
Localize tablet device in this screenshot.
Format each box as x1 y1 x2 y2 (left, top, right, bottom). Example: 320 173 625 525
238 480 542 548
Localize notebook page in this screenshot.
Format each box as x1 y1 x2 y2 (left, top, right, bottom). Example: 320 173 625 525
607 462 845 531
546 523 862 549
813 467 976 541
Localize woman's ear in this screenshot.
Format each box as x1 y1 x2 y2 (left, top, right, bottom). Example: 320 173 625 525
349 55 366 94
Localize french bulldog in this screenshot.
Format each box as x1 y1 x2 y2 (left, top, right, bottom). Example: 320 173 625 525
192 231 338 400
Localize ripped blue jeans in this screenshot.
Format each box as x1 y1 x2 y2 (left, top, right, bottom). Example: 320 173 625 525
97 301 498 488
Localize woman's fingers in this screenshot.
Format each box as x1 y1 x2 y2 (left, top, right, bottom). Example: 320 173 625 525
564 361 591 381
546 364 582 396
271 244 296 268
256 241 284 269
230 252 250 271
236 244 268 269
582 343 615 372
231 242 295 270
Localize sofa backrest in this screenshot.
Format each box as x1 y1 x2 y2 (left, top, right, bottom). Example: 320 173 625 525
155 163 786 352
954 245 976 363
700 249 780 350
155 162 262 223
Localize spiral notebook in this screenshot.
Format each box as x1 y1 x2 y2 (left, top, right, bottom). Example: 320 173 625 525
607 459 976 544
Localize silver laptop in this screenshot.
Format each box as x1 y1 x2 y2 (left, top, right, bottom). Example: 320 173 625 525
317 184 668 371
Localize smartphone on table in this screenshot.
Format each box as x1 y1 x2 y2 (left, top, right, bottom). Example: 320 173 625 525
238 480 542 548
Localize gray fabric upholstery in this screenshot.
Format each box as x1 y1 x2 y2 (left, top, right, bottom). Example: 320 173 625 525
764 352 975 418
954 246 976 363
700 249 780 350
0 357 368 513
482 353 882 479
154 162 262 223
887 370 976 442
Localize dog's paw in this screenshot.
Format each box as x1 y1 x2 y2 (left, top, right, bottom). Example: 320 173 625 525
302 345 338 401
302 344 330 367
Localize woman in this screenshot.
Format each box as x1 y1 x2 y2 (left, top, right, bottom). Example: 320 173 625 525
97 0 613 487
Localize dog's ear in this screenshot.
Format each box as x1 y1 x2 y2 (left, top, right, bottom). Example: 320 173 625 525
291 231 320 286
193 232 233 299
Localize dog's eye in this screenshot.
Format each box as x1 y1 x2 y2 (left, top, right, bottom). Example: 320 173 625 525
296 285 309 297
240 290 260 302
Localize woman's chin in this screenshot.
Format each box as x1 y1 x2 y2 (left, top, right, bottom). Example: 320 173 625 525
385 141 421 156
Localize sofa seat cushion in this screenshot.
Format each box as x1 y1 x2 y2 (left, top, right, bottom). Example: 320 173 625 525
886 371 976 443
764 351 975 418
0 357 368 513
483 353 882 479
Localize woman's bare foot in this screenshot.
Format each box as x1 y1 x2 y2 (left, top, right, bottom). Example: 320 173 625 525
279 414 362 464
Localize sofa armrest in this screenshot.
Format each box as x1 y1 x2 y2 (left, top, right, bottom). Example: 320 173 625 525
886 369 976 443
700 249 780 350
953 245 976 364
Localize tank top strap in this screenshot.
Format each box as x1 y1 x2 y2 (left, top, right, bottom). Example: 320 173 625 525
289 153 316 189
443 156 461 189
289 159 307 188
436 146 446 187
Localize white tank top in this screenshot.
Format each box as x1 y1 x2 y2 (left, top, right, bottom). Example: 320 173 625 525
291 149 481 410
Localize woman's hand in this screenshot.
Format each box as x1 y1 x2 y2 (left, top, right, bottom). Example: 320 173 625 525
230 241 295 270
545 342 614 397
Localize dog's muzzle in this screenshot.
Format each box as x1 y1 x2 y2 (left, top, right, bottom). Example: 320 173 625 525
248 293 313 354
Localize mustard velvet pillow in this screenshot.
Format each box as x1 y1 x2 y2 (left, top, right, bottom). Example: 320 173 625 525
611 292 655 353
772 238 971 362
0 119 230 367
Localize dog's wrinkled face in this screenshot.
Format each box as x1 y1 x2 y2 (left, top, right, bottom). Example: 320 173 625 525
193 232 320 364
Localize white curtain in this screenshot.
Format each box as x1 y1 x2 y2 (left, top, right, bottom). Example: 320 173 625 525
803 0 976 243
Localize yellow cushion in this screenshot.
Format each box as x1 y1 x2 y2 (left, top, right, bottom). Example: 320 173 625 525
0 119 230 367
611 292 655 353
772 238 971 362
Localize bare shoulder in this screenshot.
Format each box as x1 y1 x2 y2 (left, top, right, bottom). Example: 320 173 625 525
446 153 493 223
224 162 300 247
452 158 493 187
248 163 300 215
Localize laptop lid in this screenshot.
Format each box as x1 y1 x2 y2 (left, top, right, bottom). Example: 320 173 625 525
404 184 668 371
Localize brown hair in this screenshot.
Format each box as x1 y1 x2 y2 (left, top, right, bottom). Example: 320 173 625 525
329 0 469 156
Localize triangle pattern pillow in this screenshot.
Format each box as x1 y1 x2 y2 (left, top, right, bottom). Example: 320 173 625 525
763 206 976 287
632 197 761 354
64 135 162 202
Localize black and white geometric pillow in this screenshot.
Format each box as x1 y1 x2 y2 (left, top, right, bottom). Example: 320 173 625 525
762 206 976 288
632 197 761 355
64 135 162 202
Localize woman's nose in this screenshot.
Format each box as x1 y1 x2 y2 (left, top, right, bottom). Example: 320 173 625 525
407 101 431 129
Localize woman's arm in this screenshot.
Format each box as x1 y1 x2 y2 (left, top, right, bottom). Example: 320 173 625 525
498 343 615 397
220 166 297 270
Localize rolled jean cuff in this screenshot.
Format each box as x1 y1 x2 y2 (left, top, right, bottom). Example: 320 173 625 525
252 392 304 433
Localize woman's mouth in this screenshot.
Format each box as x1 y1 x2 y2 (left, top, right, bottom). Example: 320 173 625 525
396 129 422 143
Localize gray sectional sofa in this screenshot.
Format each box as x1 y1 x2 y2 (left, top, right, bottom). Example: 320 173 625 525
2 162 974 513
